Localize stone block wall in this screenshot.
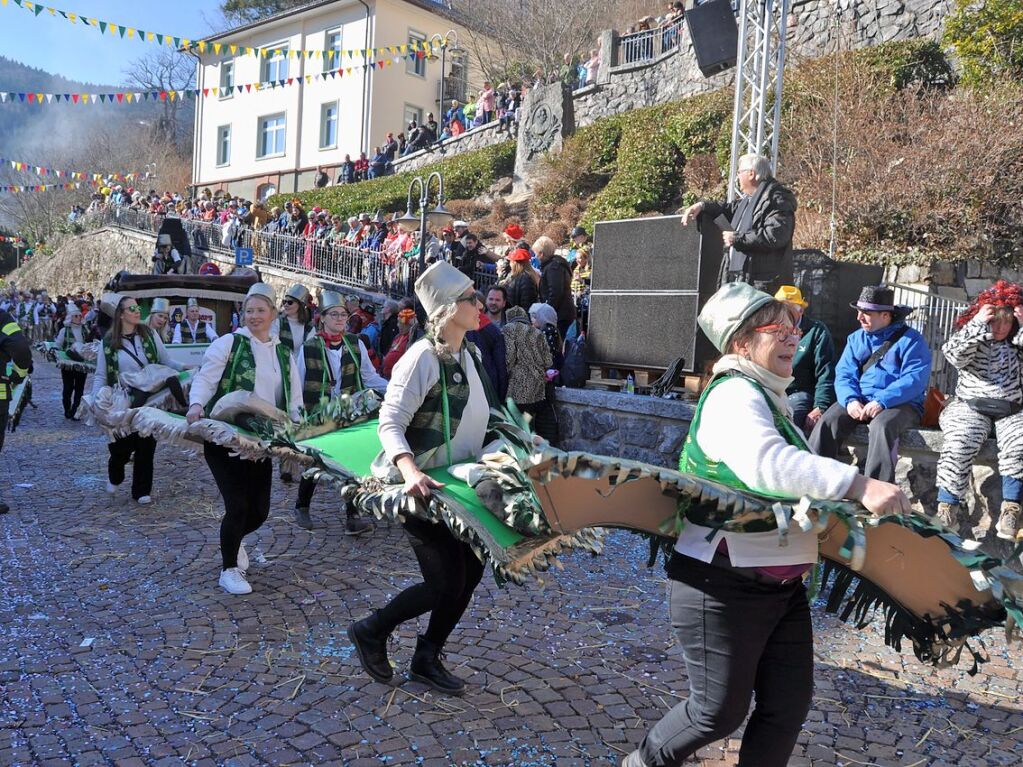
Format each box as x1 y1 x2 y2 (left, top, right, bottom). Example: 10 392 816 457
389 123 508 175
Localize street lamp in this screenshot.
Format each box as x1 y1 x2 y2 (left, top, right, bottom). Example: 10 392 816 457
399 171 452 275
429 30 461 109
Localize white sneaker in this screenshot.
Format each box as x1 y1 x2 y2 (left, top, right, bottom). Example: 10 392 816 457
105 481 118 494
237 542 249 573
136 496 152 505
219 567 252 595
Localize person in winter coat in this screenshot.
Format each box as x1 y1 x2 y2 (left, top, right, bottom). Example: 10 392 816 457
535 236 576 337
681 153 797 293
808 286 931 484
503 305 552 419
774 286 836 434
503 247 539 311
466 298 508 401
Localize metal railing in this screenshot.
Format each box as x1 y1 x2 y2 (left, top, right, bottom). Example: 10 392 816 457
615 16 687 67
88 205 497 299
889 282 967 393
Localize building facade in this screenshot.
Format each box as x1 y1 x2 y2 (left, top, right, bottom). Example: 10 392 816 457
191 0 484 201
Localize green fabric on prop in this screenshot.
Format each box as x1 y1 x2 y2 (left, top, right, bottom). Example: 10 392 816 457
425 466 525 550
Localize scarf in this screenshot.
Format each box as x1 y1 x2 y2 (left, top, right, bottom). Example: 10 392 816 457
712 354 794 418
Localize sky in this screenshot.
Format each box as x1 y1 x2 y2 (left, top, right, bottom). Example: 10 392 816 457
0 0 227 86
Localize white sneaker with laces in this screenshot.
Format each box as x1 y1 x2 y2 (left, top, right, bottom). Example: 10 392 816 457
219 567 252 595
137 496 152 505
237 542 249 572
106 481 118 494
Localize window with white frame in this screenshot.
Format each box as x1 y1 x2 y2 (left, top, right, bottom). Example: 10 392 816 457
406 30 426 77
261 45 289 83
216 125 231 166
404 104 423 127
319 101 338 149
257 113 286 158
324 29 342 72
219 60 234 98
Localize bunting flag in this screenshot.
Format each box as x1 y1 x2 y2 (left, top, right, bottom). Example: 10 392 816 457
0 182 85 194
0 0 445 61
0 51 426 106
0 157 151 182
0 235 27 244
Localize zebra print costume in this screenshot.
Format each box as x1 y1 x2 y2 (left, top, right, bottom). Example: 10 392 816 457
936 317 1023 503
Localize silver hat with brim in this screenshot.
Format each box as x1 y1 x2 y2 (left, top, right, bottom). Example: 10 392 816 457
285 284 310 303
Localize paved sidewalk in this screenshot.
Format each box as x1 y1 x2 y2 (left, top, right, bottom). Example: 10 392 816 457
1 361 1020 767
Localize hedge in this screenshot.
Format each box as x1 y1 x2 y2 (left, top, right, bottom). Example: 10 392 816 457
268 140 516 216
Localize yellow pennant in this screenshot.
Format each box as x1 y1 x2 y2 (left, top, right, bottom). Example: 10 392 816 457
230 45 237 55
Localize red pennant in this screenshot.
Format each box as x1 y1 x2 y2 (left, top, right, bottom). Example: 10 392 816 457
245 84 252 92
72 94 80 104
160 91 168 101
116 93 124 103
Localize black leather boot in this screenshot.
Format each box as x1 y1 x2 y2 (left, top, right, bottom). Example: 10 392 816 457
293 506 313 530
345 503 373 535
347 614 393 684
409 635 466 696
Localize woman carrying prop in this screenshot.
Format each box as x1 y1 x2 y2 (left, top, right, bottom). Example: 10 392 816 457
146 297 172 343
935 280 1023 540
92 295 187 505
292 290 388 532
624 282 909 767
186 283 302 596
54 304 88 419
348 261 500 697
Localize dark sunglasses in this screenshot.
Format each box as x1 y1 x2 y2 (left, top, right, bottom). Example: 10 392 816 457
282 298 297 306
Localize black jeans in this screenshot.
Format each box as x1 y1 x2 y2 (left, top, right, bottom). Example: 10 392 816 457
107 433 156 500
204 442 273 570
809 401 920 483
60 369 87 417
375 515 485 646
639 554 813 767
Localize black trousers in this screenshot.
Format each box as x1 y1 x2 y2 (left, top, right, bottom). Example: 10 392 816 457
0 397 8 453
639 554 813 767
107 433 156 500
375 515 485 646
60 369 87 417
809 401 920 484
204 442 272 570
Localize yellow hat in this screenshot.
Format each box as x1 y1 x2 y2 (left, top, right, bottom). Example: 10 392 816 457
774 285 808 309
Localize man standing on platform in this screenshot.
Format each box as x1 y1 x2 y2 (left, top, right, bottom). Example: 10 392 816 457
680 153 796 294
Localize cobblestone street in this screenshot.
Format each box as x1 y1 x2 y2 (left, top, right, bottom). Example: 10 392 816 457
1 361 1021 767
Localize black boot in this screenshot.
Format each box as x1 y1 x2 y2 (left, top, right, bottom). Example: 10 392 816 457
409 635 466 696
0 499 8 515
345 503 373 536
293 506 313 530
347 614 393 684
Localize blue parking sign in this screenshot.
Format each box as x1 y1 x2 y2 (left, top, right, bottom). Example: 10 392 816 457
235 247 254 266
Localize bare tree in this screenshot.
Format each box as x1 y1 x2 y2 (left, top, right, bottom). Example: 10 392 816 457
122 49 196 148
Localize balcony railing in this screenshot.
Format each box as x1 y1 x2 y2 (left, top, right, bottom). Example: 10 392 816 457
615 16 687 67
91 205 498 299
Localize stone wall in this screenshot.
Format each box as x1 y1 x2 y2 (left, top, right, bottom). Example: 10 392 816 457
554 387 1018 560
389 122 509 175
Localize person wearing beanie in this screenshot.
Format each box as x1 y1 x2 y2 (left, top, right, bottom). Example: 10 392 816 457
623 282 909 767
934 280 1023 540
292 290 388 532
348 261 502 697
186 283 303 596
54 304 89 419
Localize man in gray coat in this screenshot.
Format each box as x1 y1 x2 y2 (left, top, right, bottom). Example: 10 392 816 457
681 153 797 293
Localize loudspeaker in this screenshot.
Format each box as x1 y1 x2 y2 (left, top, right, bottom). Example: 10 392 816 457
686 0 739 77
588 214 724 372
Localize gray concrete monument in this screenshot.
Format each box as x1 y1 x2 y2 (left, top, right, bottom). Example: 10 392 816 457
512 81 575 195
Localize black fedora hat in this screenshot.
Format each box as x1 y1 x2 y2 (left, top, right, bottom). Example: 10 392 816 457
850 285 913 319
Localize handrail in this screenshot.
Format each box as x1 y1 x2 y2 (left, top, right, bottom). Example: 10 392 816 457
615 16 687 67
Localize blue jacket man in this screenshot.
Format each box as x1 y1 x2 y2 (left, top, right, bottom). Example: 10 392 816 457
809 285 931 483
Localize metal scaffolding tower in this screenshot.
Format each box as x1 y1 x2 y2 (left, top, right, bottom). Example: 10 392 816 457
727 0 791 202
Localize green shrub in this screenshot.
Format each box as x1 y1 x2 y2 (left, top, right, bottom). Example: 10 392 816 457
268 141 516 215
944 0 1023 88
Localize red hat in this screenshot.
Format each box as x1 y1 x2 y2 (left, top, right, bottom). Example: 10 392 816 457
441 226 455 235
503 223 524 240
508 247 532 262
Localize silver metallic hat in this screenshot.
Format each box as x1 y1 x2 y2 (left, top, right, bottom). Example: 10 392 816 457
245 282 276 305
285 283 310 303
150 297 171 314
414 260 474 318
186 297 199 308
100 292 122 318
319 290 344 312
697 282 776 354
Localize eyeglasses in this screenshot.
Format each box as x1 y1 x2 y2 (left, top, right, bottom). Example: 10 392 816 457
754 323 802 340
323 311 348 320
124 305 141 313
455 294 478 305
282 298 297 306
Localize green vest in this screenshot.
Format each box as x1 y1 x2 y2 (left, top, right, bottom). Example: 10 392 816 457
61 325 82 351
278 316 312 353
679 372 808 532
405 340 500 465
103 332 160 386
211 333 293 412
301 334 363 411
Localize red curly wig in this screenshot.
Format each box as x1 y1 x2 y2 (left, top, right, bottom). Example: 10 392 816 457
955 280 1023 328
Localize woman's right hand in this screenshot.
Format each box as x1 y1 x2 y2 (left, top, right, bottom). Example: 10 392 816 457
186 403 204 424
403 468 444 499
849 475 911 517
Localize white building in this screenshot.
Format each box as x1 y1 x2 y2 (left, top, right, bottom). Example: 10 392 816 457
190 0 486 201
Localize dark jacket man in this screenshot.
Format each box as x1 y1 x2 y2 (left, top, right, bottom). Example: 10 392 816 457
540 253 577 336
